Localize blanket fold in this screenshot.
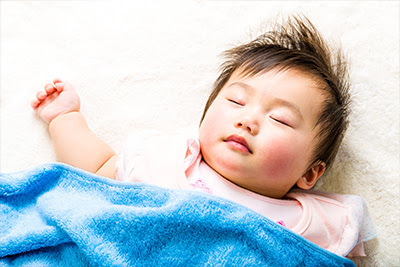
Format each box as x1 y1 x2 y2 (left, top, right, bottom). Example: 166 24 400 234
1 163 355 266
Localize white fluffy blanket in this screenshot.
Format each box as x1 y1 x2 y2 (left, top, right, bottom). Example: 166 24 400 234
1 1 398 266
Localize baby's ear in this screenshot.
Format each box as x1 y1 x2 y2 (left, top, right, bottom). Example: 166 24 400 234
296 161 326 190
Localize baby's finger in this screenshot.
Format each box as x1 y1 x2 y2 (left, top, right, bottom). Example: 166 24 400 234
31 99 40 109
53 82 64 92
53 78 63 90
53 78 62 84
44 83 57 94
36 91 47 101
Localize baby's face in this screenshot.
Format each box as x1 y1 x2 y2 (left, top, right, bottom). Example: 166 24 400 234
199 68 326 198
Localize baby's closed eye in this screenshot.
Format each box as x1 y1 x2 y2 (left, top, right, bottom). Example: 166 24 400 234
227 98 245 106
269 115 292 127
267 106 300 128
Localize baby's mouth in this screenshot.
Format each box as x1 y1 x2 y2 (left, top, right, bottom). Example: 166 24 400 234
224 135 252 154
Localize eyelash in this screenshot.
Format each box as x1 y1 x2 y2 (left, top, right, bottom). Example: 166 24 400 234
270 116 291 127
228 99 244 106
228 98 292 127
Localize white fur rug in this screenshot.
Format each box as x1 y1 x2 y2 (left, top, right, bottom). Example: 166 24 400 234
1 1 399 266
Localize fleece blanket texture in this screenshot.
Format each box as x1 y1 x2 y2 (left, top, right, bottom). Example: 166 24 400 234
0 163 355 266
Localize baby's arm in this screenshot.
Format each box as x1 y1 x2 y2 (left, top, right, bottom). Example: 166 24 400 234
31 79 117 179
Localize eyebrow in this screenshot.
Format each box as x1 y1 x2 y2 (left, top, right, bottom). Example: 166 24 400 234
227 82 304 120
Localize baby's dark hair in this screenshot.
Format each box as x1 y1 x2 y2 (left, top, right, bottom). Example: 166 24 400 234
200 15 351 170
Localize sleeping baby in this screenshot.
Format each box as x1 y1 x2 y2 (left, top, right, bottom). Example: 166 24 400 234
31 15 376 259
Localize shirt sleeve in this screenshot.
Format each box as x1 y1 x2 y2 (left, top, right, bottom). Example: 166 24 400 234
339 195 378 257
291 189 378 257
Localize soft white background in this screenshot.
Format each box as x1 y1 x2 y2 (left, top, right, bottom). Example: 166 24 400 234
1 1 399 266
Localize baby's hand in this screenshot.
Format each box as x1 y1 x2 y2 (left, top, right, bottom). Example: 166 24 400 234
31 78 80 124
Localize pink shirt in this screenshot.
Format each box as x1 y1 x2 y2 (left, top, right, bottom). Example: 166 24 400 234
115 130 376 257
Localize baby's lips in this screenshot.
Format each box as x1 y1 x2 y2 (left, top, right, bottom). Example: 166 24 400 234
225 134 252 154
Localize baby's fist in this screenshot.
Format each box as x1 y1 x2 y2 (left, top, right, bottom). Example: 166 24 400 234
31 79 80 124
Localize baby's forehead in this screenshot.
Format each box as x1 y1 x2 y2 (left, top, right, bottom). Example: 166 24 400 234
234 65 322 82
228 67 325 92
236 67 328 96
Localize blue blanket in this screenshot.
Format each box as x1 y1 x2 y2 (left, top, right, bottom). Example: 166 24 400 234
1 163 355 266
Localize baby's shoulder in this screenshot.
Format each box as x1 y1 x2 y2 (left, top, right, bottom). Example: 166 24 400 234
287 189 376 256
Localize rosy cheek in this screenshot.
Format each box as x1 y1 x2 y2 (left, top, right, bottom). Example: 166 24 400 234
258 138 299 179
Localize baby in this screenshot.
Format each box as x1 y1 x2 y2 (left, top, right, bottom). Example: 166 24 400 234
31 16 375 258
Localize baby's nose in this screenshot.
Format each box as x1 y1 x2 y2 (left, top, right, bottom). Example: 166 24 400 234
235 117 259 135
